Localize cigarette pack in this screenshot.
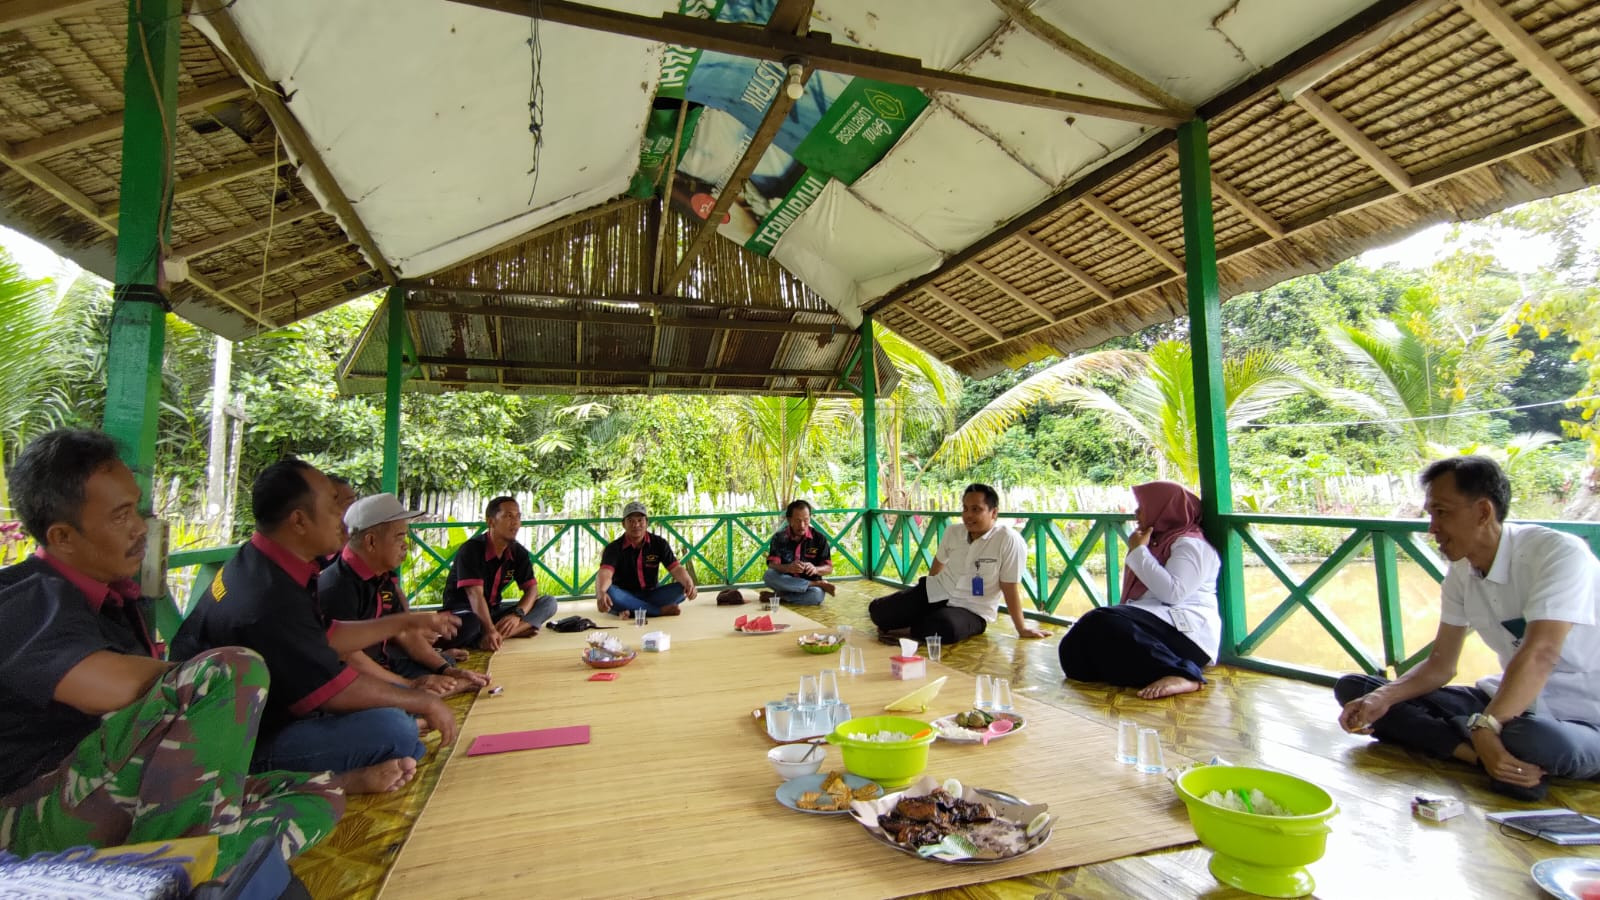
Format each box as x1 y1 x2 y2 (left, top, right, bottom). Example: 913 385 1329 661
642 630 670 652
1411 795 1464 822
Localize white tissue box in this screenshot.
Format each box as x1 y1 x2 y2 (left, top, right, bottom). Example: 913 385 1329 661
890 655 925 680
642 631 670 652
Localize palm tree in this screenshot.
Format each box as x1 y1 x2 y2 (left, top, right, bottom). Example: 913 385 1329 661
732 394 852 510
1326 286 1525 460
870 324 962 506
933 340 1320 485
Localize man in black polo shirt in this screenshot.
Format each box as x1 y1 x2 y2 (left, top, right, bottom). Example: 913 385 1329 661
760 499 835 606
315 474 358 570
320 492 489 693
439 495 558 651
173 458 460 783
0 430 348 870
595 501 698 619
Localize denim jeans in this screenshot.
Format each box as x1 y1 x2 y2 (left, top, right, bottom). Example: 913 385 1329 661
251 706 425 774
441 594 560 649
605 583 685 616
763 568 823 606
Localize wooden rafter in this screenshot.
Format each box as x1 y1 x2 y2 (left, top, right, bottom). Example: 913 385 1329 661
11 78 249 162
215 238 347 292
924 284 1005 343
1079 194 1184 274
176 201 320 258
406 298 843 335
106 155 280 219
911 312 973 353
1210 172 1286 239
0 0 104 31
1015 232 1113 302
985 0 1189 115
446 0 1183 127
651 105 688 294
417 355 836 379
416 196 641 279
969 262 1054 323
1458 0 1600 128
196 1 396 284
257 264 372 315
1292 90 1413 191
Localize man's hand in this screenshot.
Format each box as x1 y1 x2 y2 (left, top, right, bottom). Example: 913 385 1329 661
684 581 698 601
495 614 524 637
1016 625 1049 639
1128 526 1152 551
1471 729 1544 787
418 695 457 746
402 611 460 642
478 627 504 652
597 593 613 614
1339 691 1393 734
444 666 490 688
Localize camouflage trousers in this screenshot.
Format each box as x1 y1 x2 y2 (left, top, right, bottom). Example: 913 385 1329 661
0 647 345 872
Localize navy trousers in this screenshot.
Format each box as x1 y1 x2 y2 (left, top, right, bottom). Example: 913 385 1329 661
1058 604 1209 686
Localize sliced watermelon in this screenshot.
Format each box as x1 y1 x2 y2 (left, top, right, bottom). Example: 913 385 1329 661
734 614 748 629
753 615 773 631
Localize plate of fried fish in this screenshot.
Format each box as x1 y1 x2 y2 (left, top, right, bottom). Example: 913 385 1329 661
776 770 884 815
849 776 1052 863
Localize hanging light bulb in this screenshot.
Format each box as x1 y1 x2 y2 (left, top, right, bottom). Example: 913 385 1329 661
786 62 804 101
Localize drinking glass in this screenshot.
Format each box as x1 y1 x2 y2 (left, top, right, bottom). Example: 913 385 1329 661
847 647 866 675
837 623 853 645
766 701 794 741
798 674 820 710
925 634 942 663
767 593 782 614
633 608 648 628
992 678 1013 711
1136 727 1165 774
819 670 841 706
1116 719 1139 765
974 674 993 709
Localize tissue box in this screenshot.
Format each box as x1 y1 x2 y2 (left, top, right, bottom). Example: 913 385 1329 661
890 655 926 680
642 631 670 652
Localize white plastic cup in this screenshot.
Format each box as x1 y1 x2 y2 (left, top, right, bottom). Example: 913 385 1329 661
1136 727 1165 774
974 674 993 710
993 677 1013 711
1116 719 1138 765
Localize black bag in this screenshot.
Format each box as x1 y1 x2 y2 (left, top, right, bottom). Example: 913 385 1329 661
549 615 601 633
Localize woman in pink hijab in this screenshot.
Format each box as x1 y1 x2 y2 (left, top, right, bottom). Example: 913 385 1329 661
1058 481 1222 699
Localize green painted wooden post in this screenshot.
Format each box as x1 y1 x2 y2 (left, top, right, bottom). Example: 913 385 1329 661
104 0 181 505
382 287 407 493
860 317 879 578
1176 119 1247 655
1372 532 1405 671
1104 524 1122 607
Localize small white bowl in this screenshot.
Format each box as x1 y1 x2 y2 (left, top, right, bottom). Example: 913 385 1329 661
768 743 824 780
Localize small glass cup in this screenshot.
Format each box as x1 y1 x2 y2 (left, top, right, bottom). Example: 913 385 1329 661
766 701 794 741
767 593 782 614
992 678 1013 711
633 608 648 628
1116 719 1139 765
831 702 853 729
837 623 853 645
1136 727 1165 774
798 674 820 709
819 670 841 706
974 674 993 709
847 646 866 675
925 634 942 663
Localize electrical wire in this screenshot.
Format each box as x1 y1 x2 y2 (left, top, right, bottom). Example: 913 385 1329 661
526 0 545 206
1239 392 1600 429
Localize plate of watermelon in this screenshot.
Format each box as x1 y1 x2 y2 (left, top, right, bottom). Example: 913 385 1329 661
733 614 790 635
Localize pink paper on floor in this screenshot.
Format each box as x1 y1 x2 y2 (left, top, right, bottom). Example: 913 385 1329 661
467 725 590 756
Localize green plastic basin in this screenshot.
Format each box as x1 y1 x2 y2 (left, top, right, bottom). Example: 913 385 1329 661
826 715 934 788
1175 765 1338 898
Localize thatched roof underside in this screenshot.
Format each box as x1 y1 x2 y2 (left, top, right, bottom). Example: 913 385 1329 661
336 201 898 398
0 4 382 339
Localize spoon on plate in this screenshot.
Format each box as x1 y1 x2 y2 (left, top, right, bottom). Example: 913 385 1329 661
979 718 1015 746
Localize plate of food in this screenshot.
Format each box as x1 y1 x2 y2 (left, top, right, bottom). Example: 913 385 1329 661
849 776 1052 863
930 709 1026 743
797 632 845 653
776 770 884 815
583 632 635 668
1533 857 1600 900
733 614 791 634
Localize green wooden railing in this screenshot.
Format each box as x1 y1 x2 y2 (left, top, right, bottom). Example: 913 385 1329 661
158 509 1600 688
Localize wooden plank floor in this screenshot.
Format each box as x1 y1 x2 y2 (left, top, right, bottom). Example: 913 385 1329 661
297 581 1600 899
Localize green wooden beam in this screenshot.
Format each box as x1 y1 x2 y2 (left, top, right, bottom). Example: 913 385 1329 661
1176 118 1246 655
1372 532 1406 670
104 0 181 506
382 287 407 492
860 317 879 576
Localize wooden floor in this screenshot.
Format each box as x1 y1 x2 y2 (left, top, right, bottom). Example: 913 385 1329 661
295 581 1600 899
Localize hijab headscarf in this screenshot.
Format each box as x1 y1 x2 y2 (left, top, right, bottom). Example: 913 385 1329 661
1121 481 1207 602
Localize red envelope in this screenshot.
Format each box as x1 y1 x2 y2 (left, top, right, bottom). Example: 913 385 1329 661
588 672 618 682
467 725 590 756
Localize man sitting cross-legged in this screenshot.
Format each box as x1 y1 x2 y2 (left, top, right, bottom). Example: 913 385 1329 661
760 499 835 607
173 458 460 785
319 493 490 696
1336 455 1600 800
438 495 558 652
596 501 698 620
0 430 365 872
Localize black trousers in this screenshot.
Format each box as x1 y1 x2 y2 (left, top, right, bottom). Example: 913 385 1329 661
868 578 988 645
1058 604 1210 686
1333 673 1490 760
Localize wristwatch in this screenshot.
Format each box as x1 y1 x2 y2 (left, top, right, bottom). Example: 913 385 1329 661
1466 712 1502 735
432 659 452 675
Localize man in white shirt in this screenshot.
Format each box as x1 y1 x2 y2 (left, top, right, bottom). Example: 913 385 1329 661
868 484 1050 646
1336 455 1600 800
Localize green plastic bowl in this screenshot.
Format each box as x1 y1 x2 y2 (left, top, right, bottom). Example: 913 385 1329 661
1175 766 1338 898
797 635 844 654
826 715 935 788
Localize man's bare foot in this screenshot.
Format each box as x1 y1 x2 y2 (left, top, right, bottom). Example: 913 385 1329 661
619 609 634 620
1137 676 1203 700
337 757 418 794
659 604 681 616
811 579 837 596
415 717 429 736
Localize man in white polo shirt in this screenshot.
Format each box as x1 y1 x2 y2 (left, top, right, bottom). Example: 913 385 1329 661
869 483 1050 646
1336 455 1600 800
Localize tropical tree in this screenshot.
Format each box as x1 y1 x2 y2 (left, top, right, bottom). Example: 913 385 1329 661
934 340 1321 486
870 324 962 506
732 394 854 510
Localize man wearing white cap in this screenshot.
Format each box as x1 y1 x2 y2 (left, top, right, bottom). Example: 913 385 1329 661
319 494 490 695
596 501 698 619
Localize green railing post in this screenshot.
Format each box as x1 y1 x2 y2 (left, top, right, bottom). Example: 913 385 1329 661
104 0 181 505
1372 531 1405 671
1105 522 1122 606
860 316 879 579
1176 118 1247 656
382 287 407 493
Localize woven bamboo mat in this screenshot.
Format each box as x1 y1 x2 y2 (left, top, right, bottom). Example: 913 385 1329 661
378 602 1195 898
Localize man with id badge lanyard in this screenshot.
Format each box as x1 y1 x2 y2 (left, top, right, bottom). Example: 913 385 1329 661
1336 456 1600 800
868 484 1050 646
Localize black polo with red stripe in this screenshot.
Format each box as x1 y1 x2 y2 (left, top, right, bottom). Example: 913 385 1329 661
318 544 407 664
440 533 537 613
599 532 680 592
